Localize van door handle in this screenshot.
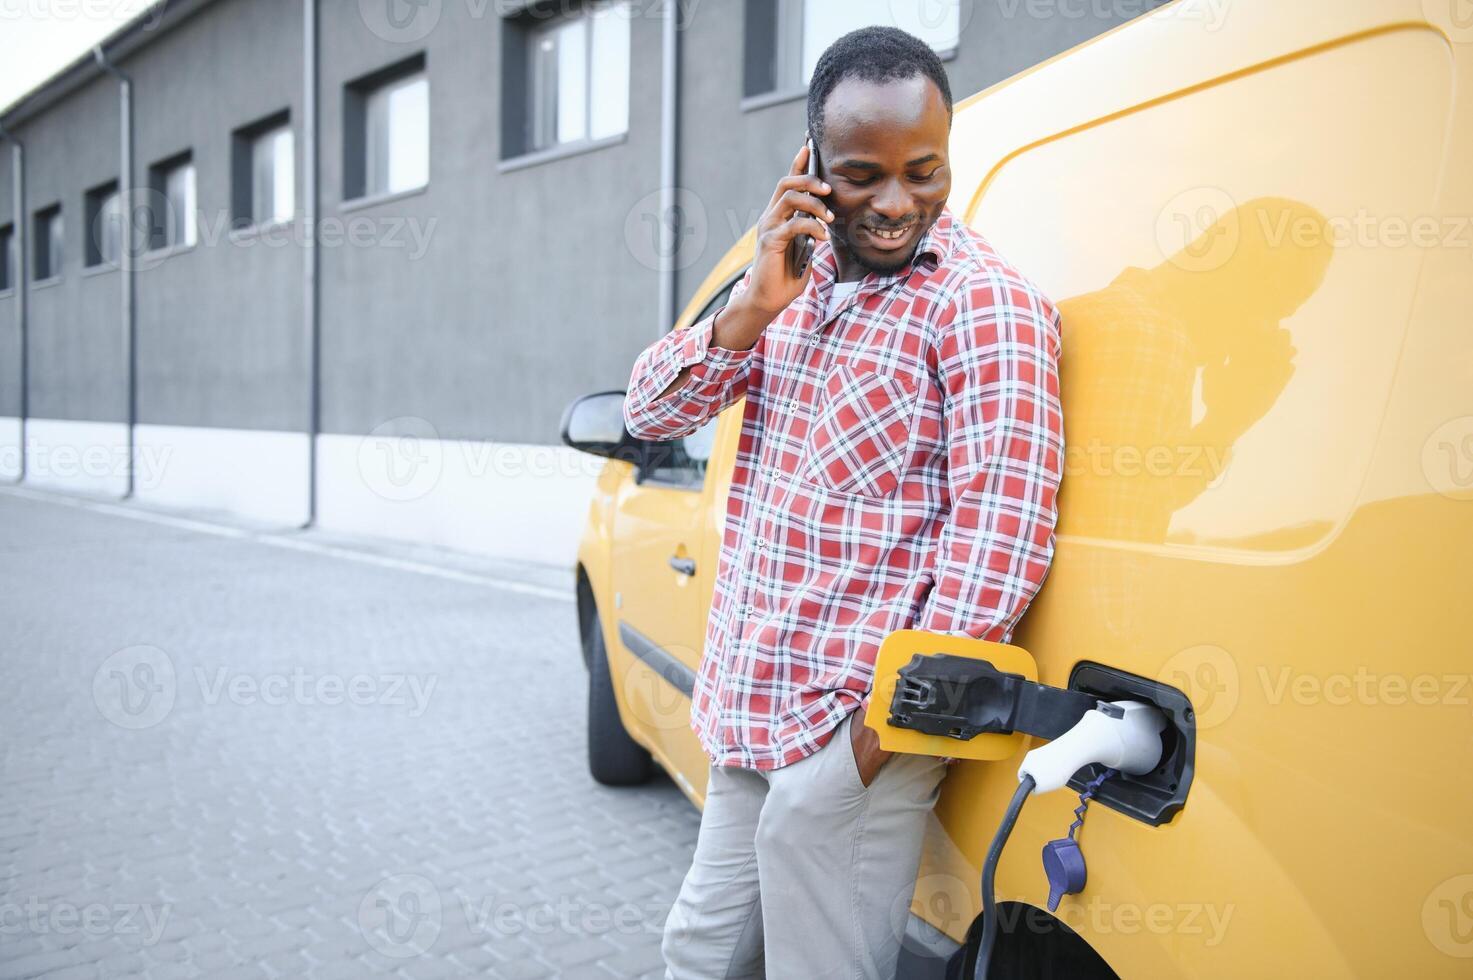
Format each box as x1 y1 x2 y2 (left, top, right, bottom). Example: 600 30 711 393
668 556 697 576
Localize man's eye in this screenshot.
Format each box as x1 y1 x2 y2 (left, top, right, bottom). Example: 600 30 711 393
845 171 940 186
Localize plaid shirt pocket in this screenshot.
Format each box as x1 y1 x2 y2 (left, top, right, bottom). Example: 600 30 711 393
801 362 919 498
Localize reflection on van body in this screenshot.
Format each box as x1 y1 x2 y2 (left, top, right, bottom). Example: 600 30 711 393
1060 198 1333 548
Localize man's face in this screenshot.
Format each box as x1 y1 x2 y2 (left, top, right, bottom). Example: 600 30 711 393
817 73 952 277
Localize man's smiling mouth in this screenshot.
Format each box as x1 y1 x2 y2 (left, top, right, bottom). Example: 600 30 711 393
859 221 918 249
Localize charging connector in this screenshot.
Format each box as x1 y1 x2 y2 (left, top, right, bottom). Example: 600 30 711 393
1017 700 1167 793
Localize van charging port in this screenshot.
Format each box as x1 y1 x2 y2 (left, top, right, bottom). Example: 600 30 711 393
886 654 1197 826
1066 662 1196 826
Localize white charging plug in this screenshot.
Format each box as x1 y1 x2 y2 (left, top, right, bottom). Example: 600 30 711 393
1017 700 1168 794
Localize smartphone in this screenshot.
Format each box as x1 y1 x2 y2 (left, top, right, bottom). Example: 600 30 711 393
785 135 820 280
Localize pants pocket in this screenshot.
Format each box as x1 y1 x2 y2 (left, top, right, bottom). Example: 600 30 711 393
839 711 872 791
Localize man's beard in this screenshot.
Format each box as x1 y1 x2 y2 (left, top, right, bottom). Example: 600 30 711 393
854 246 916 276
835 215 931 275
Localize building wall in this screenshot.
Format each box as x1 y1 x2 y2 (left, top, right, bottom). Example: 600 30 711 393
315 1 666 445
0 0 1156 559
0 144 17 422
126 0 306 433
10 74 123 424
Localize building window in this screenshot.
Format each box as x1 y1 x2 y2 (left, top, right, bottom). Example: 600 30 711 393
525 0 630 153
84 180 123 268
148 151 197 250
232 111 294 229
744 0 960 99
33 204 63 281
345 54 429 201
0 224 14 291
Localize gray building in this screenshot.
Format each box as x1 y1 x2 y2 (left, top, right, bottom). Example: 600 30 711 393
0 0 1157 565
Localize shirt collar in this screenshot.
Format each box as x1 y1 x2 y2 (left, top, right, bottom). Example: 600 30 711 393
911 204 958 269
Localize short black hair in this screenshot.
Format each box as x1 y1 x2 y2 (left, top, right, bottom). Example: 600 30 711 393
806 25 954 147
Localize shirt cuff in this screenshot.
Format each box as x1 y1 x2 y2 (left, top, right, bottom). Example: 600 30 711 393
672 305 755 381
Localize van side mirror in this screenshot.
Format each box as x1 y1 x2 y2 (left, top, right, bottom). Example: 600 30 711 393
560 390 644 464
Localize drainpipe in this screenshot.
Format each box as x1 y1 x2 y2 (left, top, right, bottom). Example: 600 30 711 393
302 0 320 528
93 45 136 499
0 122 25 483
656 0 680 338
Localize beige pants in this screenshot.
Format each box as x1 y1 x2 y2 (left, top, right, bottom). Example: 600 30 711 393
662 709 948 979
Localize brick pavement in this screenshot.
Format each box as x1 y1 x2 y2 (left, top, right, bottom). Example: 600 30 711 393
0 489 698 979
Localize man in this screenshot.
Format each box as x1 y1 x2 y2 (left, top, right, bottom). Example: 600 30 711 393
622 26 1064 979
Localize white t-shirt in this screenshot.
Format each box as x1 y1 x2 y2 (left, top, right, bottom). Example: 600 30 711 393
825 280 861 320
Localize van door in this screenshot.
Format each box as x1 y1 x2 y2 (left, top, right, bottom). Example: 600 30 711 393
610 276 743 792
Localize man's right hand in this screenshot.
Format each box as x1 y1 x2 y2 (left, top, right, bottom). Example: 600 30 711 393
713 142 834 352
744 140 833 316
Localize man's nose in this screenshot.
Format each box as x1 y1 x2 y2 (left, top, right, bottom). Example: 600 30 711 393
870 178 915 221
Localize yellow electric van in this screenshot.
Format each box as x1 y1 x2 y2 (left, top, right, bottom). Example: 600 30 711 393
562 0 1473 974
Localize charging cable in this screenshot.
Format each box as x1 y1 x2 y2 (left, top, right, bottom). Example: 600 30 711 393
973 700 1167 979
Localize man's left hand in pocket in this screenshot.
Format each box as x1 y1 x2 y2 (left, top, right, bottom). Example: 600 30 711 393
849 700 894 788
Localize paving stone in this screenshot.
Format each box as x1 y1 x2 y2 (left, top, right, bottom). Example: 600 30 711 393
447 943 503 971
33 966 101 980
0 494 700 980
481 957 555 980
601 941 671 977
544 936 622 968
0 948 82 979
554 963 622 980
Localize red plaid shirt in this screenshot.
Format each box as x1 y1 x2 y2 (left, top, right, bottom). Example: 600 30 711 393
623 205 1064 770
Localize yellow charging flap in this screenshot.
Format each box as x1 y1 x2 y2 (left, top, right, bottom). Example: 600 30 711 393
864 630 1039 761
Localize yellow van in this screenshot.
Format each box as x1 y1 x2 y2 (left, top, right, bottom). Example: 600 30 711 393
562 0 1473 974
